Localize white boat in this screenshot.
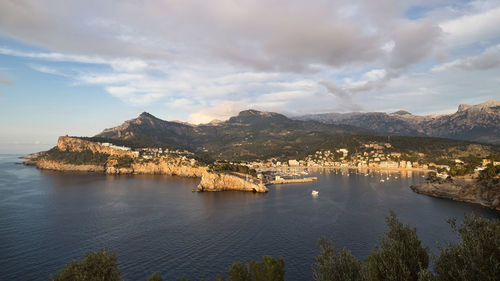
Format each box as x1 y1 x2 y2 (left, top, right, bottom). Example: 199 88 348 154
311 190 319 196
380 179 385 182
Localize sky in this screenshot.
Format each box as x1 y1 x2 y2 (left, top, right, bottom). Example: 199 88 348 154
0 0 500 153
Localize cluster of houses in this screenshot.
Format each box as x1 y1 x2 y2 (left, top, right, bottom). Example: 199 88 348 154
99 142 195 161
239 142 500 176
98 140 499 177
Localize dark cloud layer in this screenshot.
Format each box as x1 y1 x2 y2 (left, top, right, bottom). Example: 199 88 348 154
0 0 443 72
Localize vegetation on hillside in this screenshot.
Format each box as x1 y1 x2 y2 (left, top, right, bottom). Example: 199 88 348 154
208 163 258 177
111 155 134 168
88 111 500 162
479 163 500 182
51 213 499 281
45 148 110 165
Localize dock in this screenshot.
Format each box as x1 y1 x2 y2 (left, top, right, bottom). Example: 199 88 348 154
269 177 318 185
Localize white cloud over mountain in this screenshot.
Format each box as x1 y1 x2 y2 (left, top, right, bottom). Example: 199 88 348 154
0 0 499 123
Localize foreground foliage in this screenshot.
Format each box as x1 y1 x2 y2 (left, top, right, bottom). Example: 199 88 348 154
51 249 121 281
51 214 499 281
365 212 429 281
433 215 500 281
312 213 499 281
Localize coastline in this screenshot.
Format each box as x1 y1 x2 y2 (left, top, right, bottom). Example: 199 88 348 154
410 179 500 211
260 165 432 173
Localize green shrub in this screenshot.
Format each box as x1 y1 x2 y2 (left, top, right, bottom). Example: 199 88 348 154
147 273 163 281
434 215 500 281
114 155 134 168
365 212 429 281
312 237 365 281
208 163 257 177
178 256 284 281
51 249 121 281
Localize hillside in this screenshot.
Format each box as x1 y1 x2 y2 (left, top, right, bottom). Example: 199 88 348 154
296 100 500 144
88 109 500 163
93 109 374 161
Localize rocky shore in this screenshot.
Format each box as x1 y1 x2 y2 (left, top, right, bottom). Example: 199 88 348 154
24 136 265 193
197 172 268 193
410 178 500 210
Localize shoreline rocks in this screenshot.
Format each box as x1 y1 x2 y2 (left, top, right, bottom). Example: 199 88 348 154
410 178 500 211
26 155 264 193
197 171 268 193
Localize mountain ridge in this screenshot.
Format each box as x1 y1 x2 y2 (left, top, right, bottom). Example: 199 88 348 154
295 100 500 144
94 109 376 161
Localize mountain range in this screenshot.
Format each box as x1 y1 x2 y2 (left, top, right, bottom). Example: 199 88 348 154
94 110 373 161
295 100 500 144
87 103 500 162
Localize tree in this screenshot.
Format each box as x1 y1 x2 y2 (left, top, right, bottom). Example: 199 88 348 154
365 212 429 281
223 256 284 281
51 249 121 281
228 262 249 281
246 256 285 281
312 237 365 281
433 215 500 281
147 273 163 281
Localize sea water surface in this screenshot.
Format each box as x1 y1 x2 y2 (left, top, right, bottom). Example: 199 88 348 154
1 154 498 280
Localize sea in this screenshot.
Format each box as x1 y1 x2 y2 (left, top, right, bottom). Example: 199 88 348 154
0 154 498 280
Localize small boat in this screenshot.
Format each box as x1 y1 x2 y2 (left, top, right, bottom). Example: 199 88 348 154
380 179 385 182
311 190 319 196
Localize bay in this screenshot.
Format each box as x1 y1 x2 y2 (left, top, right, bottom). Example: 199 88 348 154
0 154 498 280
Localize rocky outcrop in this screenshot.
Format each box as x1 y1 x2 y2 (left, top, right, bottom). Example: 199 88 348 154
410 178 500 210
57 136 136 157
197 172 268 193
22 151 47 159
25 136 265 193
130 161 206 177
35 159 105 173
32 158 261 192
33 157 206 177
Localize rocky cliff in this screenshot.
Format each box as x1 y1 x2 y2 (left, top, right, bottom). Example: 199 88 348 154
27 136 266 192
410 178 500 210
130 161 206 177
197 172 268 193
33 154 206 177
57 136 136 157
35 159 105 173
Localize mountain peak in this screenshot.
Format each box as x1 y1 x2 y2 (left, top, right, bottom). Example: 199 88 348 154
391 110 412 116
457 100 500 112
457 104 472 112
238 109 276 117
229 109 289 124
138 112 156 119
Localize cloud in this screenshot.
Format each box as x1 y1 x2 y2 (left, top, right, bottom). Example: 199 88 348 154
78 73 146 84
29 64 67 76
188 101 246 124
389 21 442 69
432 44 500 72
0 46 108 64
440 6 500 47
318 68 400 111
0 0 442 72
0 0 498 118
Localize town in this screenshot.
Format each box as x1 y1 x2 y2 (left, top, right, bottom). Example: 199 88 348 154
99 139 500 181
